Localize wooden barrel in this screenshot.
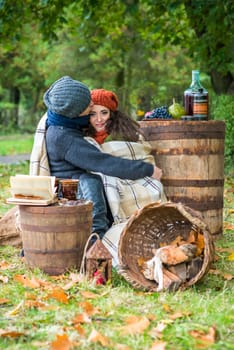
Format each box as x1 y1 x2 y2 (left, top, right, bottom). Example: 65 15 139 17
19 201 93 275
139 120 225 238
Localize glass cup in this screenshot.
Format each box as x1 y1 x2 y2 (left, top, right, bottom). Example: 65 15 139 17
59 179 79 200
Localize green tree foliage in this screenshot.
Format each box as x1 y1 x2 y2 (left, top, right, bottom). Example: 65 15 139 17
183 0 234 94
0 0 233 126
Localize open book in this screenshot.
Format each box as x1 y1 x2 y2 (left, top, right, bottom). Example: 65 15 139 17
7 175 58 205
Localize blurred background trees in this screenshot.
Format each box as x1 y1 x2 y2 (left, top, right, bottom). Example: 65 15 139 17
0 0 233 165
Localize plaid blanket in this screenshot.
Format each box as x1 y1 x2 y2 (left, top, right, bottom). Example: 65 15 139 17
29 113 50 176
85 137 166 224
85 137 167 267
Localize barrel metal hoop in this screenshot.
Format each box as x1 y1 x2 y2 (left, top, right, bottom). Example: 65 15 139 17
166 196 223 211
24 248 80 254
146 131 225 140
20 223 85 233
163 179 224 187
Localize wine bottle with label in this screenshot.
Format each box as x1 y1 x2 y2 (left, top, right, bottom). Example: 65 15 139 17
184 70 209 120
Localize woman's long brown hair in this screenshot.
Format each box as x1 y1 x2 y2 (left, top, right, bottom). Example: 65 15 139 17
88 110 143 142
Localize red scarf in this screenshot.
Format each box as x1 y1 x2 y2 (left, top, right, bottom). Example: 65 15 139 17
94 130 109 144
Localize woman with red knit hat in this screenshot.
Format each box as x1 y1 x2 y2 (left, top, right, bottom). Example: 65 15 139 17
86 88 167 266
88 88 142 144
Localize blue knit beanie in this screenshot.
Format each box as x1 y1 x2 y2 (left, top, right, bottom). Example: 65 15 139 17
43 76 91 118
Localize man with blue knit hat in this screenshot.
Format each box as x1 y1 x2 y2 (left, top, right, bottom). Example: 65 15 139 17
32 76 161 240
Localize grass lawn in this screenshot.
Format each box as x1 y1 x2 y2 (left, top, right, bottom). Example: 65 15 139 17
0 134 34 156
0 139 233 349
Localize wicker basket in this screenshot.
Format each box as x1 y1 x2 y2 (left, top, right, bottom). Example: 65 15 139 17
118 202 214 292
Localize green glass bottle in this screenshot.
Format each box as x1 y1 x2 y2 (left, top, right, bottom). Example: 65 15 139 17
184 70 208 120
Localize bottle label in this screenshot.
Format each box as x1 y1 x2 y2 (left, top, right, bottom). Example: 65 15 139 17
193 94 208 120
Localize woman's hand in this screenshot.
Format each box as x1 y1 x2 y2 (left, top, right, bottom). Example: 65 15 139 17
151 165 163 181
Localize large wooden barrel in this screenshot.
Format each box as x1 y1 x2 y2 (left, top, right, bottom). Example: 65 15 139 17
19 202 93 275
139 120 225 238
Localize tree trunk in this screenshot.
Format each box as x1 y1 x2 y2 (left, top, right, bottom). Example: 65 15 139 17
9 86 20 128
210 70 233 95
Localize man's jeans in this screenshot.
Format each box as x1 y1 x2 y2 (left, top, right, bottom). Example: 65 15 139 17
78 173 110 239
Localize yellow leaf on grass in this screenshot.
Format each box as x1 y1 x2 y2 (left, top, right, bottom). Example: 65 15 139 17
227 252 234 261
162 303 172 313
150 322 167 339
72 313 91 324
121 315 150 335
189 326 216 348
0 261 11 270
6 300 24 317
0 298 10 305
79 301 100 315
46 288 69 304
62 272 84 290
216 247 233 253
223 273 234 280
50 333 72 350
0 330 25 338
209 269 234 280
80 290 99 299
13 275 41 288
88 329 109 347
169 311 191 320
223 222 234 230
74 324 86 337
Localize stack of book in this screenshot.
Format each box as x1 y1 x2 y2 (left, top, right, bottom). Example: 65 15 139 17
7 175 58 205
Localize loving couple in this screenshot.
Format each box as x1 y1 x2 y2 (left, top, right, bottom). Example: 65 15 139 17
30 76 166 261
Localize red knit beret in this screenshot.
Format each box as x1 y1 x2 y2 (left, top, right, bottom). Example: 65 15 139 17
91 89 118 111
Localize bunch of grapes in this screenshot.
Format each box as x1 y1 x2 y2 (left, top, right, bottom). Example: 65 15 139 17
145 106 172 119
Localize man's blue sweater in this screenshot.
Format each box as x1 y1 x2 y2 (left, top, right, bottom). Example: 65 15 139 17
46 125 154 180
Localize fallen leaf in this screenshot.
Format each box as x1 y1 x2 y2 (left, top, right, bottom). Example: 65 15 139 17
0 261 10 270
74 324 86 337
79 301 100 316
223 222 234 230
72 313 91 324
209 269 234 280
13 275 41 288
50 275 67 280
215 247 233 253
169 311 191 320
162 303 172 313
121 315 150 335
46 288 69 304
227 252 234 261
0 330 25 338
6 300 24 317
223 273 234 280
149 322 168 339
189 326 216 348
88 329 109 347
25 300 47 309
62 272 83 290
0 275 8 283
149 340 167 350
50 333 72 350
209 269 221 276
80 290 99 299
0 298 10 305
